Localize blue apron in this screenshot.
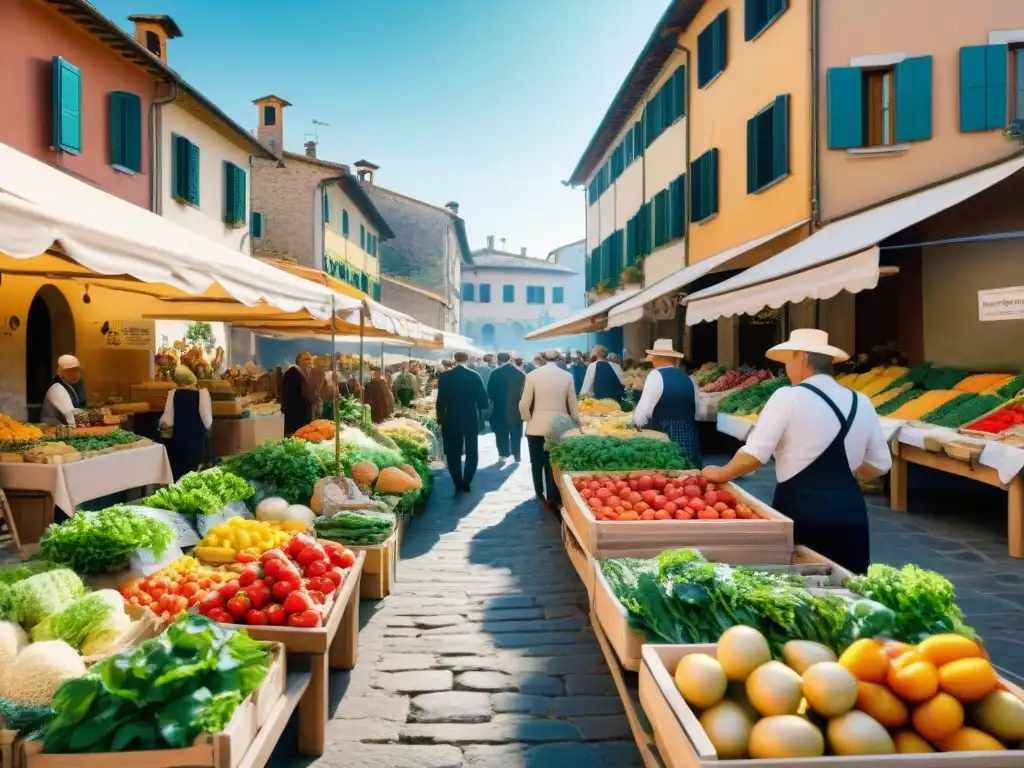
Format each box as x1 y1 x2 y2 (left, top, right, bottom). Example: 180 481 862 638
771 383 870 574
650 367 702 466
593 360 625 401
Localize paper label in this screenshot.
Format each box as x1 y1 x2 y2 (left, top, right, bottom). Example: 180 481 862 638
195 500 253 537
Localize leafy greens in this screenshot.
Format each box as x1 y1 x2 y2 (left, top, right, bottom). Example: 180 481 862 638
547 435 696 472
140 468 254 517
39 506 173 574
222 438 321 504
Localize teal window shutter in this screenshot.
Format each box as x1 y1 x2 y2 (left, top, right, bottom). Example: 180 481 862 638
503 285 514 302
109 91 141 172
772 94 789 180
171 134 184 200
51 57 82 154
553 287 564 304
322 193 330 223
715 13 728 76
223 162 246 225
706 149 719 218
625 216 637 266
342 209 350 236
187 142 200 205
673 66 686 120
537 286 546 303
653 189 669 247
987 45 1009 128
480 284 491 303
895 56 933 142
746 115 758 193
959 45 1007 132
462 283 474 301
250 212 264 238
826 67 864 149
690 149 719 221
745 0 787 41
698 14 728 87
669 174 685 240
360 225 365 249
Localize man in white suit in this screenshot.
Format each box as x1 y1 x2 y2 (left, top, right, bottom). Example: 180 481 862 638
519 348 580 512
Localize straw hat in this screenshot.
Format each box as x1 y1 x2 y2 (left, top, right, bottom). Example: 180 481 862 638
645 339 685 360
766 329 849 363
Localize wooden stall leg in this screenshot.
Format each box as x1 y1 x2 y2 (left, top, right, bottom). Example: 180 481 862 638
296 654 327 756
1008 474 1024 559
330 570 361 670
889 451 908 513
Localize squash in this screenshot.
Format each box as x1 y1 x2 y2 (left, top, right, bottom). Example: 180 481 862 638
398 464 419 480
310 477 330 514
375 466 422 494
350 461 379 488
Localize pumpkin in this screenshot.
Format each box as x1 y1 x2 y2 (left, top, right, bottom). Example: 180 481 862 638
350 461 379 488
310 477 330 514
398 464 419 480
375 466 422 494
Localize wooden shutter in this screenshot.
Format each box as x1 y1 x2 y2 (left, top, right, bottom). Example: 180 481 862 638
714 12 728 76
673 65 686 120
746 115 757 193
625 216 636 266
653 189 668 247
960 45 1008 132
109 92 141 172
706 149 719 217
171 135 184 200
697 22 715 87
744 0 760 41
185 141 200 205
360 225 365 249
690 156 704 221
224 163 246 225
985 45 1009 129
250 212 263 237
826 67 864 149
669 175 684 240
895 56 933 142
342 210 350 236
51 57 82 154
772 94 790 181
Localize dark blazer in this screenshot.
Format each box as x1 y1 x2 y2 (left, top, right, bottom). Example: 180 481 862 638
281 366 314 435
487 363 526 426
436 365 488 434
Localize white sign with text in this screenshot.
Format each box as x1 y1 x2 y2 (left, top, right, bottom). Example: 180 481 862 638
978 286 1024 322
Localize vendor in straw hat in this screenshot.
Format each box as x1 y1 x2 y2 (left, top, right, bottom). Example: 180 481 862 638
159 365 213 480
702 329 891 573
632 339 702 466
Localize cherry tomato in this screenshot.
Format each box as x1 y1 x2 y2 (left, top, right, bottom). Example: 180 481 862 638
180 581 201 598
245 609 269 625
208 607 233 623
236 552 259 563
149 586 166 601
219 583 242 599
247 585 271 610
287 610 322 628
266 604 287 625
324 567 344 587
283 591 314 614
238 569 258 587
296 545 327 567
336 550 355 569
226 594 251 618
260 548 287 565
271 580 296 602
304 560 328 578
263 559 283 578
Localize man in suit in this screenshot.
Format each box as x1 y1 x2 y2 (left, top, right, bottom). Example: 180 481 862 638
520 348 580 512
436 351 489 493
281 352 319 436
487 351 526 463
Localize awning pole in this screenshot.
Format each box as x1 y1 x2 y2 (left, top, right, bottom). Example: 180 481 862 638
358 307 366 421
332 294 340 477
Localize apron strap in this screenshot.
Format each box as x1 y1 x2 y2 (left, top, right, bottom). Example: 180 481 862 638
800 382 858 441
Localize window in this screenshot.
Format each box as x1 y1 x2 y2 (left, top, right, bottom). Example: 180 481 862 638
263 105 276 126
171 134 200 206
1015 46 1024 122
747 94 790 193
689 149 719 223
342 210 349 236
360 224 365 250
669 174 685 240
250 212 264 238
51 57 82 154
371 234 378 256
744 0 787 41
697 12 728 88
645 65 687 148
373 281 381 301
553 287 564 304
653 188 670 248
360 273 369 293
527 286 546 304
322 193 330 223
462 283 475 301
601 230 624 288
826 57 933 149
223 162 246 226
479 284 491 303
503 284 514 302
959 45 1009 132
109 91 141 172
145 31 161 56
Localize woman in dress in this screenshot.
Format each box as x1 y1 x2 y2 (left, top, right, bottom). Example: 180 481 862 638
160 365 213 480
632 339 702 466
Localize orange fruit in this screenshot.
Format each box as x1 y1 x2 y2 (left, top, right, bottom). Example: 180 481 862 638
882 640 916 660
839 639 890 683
856 681 909 727
887 653 939 702
938 657 998 702
911 692 964 742
917 634 983 667
892 730 935 753
936 726 1006 752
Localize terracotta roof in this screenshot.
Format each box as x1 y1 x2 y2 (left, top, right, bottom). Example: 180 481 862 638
281 151 348 171
468 251 576 274
126 14 182 38
252 95 293 106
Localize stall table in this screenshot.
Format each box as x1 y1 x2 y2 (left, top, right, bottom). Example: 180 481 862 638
211 414 285 458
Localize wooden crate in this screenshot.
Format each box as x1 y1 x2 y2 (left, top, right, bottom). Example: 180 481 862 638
0 730 18 768
593 547 850 672
638 643 1024 768
346 526 399 599
561 508 593 597
23 644 287 768
561 470 793 563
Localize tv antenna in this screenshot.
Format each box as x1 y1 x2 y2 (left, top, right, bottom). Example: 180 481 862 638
310 119 329 144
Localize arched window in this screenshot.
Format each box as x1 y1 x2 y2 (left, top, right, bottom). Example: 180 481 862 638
481 324 496 345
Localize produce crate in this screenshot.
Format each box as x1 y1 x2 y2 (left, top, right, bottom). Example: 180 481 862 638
0 730 19 768
81 602 163 665
960 395 1024 439
22 643 288 768
561 470 794 564
593 547 849 672
561 508 593 597
637 643 1024 768
346 525 399 599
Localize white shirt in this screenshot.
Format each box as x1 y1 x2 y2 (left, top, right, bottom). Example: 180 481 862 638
580 360 625 396
160 388 213 431
41 381 77 426
741 374 892 483
633 367 694 428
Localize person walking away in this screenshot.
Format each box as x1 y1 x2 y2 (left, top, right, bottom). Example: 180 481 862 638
392 363 418 408
281 352 319 436
160 365 213 480
40 355 86 426
555 352 569 371
701 330 890 574
365 366 395 423
632 339 702 466
520 349 579 512
487 352 526 463
570 352 587 395
580 345 625 401
513 357 526 373
436 352 489 493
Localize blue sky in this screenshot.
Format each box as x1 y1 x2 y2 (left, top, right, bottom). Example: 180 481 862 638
92 0 668 260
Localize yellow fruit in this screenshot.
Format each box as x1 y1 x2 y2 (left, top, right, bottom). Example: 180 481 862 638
699 700 753 759
938 657 998 702
912 692 964 742
839 639 890 684
892 730 935 753
745 661 803 717
204 534 219 547
856 681 909 727
973 689 1024 743
827 710 895 755
936 726 1006 751
801 662 857 718
887 653 939 702
748 715 824 759
193 545 237 564
917 634 983 667
674 654 727 710
782 640 836 675
717 626 772 682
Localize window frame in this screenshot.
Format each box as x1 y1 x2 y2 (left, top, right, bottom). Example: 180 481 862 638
1013 45 1024 122
479 283 491 303
502 284 515 303
264 105 276 126
462 283 475 302
552 287 565 304
109 90 142 174
170 133 200 207
864 67 896 148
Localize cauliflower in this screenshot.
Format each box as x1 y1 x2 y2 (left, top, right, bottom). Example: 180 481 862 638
0 640 86 705
0 621 28 675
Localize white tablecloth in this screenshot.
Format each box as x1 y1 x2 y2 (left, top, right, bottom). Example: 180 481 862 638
0 443 173 512
716 413 757 441
896 424 1024 485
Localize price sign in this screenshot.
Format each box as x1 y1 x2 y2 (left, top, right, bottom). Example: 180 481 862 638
195 501 253 537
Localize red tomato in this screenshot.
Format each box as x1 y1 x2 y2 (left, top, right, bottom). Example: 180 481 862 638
633 502 649 514
637 475 654 491
149 586 166 601
260 548 287 565
736 504 754 519
714 502 729 512
641 489 658 504
588 480 601 491
717 490 737 506
197 578 212 589
695 476 708 489
226 594 251 618
305 560 328 578
615 479 628 489
245 608 269 625
197 592 223 615
674 508 694 520
580 489 594 500
620 499 633 511
652 495 667 510
720 508 737 519
595 488 612 500
219 582 242 599
283 591 314 614
266 604 287 625
336 550 356 569
324 567 345 587
181 582 201 598
588 496 603 510
618 487 632 500
663 485 677 501
208 607 234 623
705 490 719 505
247 585 271 609
627 491 642 504
238 568 258 587
272 580 296 602
296 545 327 567
287 610 322 628
599 506 615 518
628 479 639 490
306 590 327 606
663 501 678 515
687 498 706 512
683 484 702 498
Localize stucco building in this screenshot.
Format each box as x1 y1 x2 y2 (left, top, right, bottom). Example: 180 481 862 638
460 237 578 355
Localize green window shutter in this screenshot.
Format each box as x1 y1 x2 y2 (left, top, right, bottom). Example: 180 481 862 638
746 115 757 194
697 21 714 87
186 141 200 206
250 212 264 237
959 45 1007 132
673 66 686 120
669 175 685 240
503 285 514 302
707 149 719 217
744 0 760 40
480 284 491 303
171 134 184 200
772 94 790 181
653 189 668 247
690 156 705 221
51 57 82 154
625 216 637 266
715 12 728 76
537 286 546 303
223 163 246 225
985 45 1009 129
322 193 330 223
553 287 564 304
826 67 864 149
462 283 474 301
360 225 365 249
109 92 141 172
895 56 933 142
342 209 349 236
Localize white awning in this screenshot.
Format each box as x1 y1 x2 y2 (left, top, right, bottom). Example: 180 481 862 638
524 288 641 340
606 220 808 329
685 155 1024 326
0 141 341 319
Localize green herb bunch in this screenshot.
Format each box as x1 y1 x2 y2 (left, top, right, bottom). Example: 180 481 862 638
222 438 321 504
547 436 695 472
140 468 254 517
39 507 173 574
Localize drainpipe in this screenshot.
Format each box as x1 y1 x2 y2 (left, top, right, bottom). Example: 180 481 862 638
810 0 821 229
149 81 179 214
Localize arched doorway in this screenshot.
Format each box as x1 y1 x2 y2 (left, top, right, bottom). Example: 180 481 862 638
25 285 75 420
481 323 496 350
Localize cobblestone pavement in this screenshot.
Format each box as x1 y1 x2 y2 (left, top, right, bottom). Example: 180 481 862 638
270 433 643 768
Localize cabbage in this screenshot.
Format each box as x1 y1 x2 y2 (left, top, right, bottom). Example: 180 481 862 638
30 592 120 650
79 610 132 657
9 570 84 629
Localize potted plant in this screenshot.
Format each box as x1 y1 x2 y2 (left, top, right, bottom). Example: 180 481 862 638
620 265 643 288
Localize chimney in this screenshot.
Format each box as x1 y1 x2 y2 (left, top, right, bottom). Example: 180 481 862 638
500 238 506 250
253 95 291 156
520 247 528 257
486 235 495 250
445 201 460 215
128 15 182 64
354 159 379 185
304 141 317 159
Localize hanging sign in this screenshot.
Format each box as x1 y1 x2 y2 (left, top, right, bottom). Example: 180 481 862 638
101 320 155 349
978 286 1024 322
